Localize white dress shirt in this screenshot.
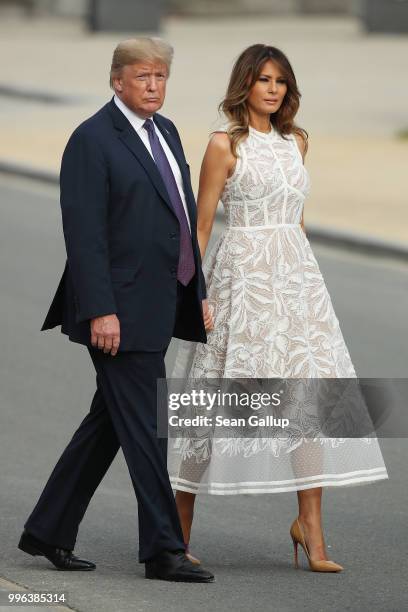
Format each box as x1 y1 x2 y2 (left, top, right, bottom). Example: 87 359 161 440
114 95 191 232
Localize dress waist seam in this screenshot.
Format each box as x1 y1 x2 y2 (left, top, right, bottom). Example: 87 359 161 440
226 223 301 230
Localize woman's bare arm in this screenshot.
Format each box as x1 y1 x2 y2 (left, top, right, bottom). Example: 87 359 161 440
197 132 236 258
295 132 308 234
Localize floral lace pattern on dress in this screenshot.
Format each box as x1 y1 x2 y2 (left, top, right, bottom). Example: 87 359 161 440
168 125 388 494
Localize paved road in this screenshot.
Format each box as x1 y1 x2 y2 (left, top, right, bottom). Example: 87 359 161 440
1 176 407 611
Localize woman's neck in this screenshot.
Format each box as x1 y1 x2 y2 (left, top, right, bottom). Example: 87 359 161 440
248 111 272 133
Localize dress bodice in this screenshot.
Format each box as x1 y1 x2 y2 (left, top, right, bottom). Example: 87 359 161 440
219 125 311 228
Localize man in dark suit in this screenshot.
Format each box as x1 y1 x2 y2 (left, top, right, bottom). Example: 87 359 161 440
18 37 214 583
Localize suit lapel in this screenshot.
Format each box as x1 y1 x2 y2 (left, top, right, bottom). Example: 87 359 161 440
119 128 178 217
153 115 197 225
108 99 196 225
108 99 175 216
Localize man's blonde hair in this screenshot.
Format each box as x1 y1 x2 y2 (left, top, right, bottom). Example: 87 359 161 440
109 37 174 88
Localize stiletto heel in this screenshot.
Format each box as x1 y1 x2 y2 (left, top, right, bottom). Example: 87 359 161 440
292 536 299 569
185 545 201 565
289 518 343 572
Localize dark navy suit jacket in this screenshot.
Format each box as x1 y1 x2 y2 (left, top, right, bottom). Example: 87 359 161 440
41 98 207 351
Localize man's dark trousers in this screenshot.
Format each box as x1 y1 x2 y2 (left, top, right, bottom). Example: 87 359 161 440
24 294 185 562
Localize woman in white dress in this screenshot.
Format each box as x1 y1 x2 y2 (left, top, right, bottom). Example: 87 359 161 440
168 44 388 571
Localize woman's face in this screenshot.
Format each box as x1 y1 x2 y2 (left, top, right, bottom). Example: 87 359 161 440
246 60 288 117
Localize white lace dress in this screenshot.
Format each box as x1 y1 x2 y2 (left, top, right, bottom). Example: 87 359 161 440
168 125 388 494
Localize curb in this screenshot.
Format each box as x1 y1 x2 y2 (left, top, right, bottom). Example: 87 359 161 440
0 160 58 185
300 223 408 263
1 159 407 262
0 84 85 105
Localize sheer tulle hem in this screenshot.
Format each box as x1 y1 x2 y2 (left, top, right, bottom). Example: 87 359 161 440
170 468 388 495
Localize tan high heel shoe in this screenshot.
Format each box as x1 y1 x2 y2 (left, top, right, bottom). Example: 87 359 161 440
290 518 343 572
185 546 201 565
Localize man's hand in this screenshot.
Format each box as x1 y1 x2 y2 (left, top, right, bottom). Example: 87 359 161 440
90 314 120 356
202 299 214 332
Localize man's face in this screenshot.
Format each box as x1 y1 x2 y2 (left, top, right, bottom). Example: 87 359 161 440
113 61 168 118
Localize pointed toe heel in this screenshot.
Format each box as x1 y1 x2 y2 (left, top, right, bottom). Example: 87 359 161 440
289 518 343 573
185 546 201 565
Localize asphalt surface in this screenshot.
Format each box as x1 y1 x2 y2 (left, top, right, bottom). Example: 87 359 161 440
0 175 407 612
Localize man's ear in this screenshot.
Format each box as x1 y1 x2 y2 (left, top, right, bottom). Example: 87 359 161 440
113 76 123 93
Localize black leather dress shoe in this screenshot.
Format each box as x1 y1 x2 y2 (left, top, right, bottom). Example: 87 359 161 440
145 550 214 583
18 531 96 571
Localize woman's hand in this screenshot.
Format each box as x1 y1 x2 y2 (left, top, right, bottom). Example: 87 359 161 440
202 299 214 331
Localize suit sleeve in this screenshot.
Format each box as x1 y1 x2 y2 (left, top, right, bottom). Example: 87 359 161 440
60 129 117 323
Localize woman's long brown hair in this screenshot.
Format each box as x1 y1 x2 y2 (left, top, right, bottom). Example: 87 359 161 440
219 44 308 157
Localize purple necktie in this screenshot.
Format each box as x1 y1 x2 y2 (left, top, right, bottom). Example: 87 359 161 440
143 119 195 286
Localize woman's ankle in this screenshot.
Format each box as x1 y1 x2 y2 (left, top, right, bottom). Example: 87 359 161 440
298 513 323 528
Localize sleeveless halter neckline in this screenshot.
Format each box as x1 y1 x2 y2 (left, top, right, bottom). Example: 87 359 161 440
248 124 275 137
